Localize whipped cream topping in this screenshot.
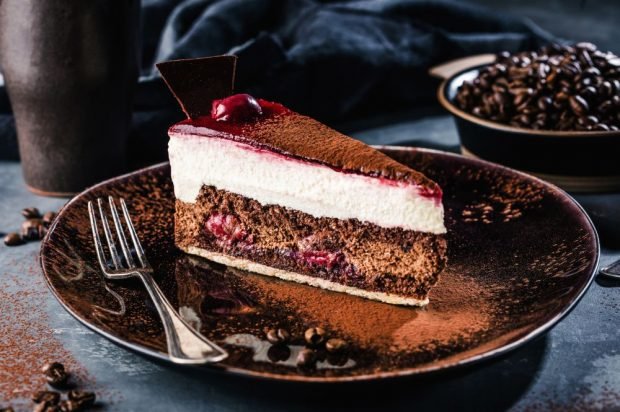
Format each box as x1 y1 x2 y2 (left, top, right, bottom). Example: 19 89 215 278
168 133 446 234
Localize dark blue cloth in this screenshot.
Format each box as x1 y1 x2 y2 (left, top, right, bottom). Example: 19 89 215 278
0 0 552 162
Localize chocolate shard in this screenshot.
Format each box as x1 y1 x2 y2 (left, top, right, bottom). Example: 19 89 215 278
156 55 237 119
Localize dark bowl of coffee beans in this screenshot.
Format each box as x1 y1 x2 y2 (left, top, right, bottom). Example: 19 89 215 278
438 43 620 193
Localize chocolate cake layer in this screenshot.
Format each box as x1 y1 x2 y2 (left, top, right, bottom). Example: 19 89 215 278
175 186 447 304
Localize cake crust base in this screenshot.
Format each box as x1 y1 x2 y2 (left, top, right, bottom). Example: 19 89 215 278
181 245 430 307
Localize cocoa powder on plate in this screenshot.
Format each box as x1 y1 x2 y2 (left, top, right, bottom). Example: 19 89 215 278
244 269 493 352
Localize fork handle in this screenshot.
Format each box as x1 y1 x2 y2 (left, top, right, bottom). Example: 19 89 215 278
137 272 228 364
601 258 620 279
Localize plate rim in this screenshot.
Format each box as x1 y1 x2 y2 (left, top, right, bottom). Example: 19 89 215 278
39 147 601 383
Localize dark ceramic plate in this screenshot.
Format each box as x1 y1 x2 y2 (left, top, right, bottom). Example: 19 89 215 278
40 147 599 382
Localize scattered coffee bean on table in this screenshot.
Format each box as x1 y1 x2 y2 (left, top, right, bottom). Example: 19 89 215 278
59 399 81 412
3 232 24 246
304 327 327 347
455 43 620 131
34 402 57 412
3 207 57 247
21 218 45 241
21 207 42 219
32 390 61 405
68 390 96 407
42 362 69 388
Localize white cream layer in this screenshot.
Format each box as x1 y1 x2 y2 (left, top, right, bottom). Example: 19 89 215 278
168 133 446 234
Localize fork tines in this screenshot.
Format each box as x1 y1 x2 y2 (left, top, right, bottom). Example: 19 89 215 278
88 197 150 273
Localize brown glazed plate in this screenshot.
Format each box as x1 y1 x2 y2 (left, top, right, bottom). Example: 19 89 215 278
40 147 599 382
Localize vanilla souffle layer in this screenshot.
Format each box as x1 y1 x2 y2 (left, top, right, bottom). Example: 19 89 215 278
168 133 446 235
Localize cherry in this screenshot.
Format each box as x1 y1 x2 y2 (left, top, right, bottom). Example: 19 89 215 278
300 249 344 271
205 213 253 247
211 93 263 122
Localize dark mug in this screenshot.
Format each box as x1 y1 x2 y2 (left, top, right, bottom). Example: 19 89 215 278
0 0 140 196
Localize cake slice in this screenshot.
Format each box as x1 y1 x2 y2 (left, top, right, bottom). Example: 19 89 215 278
158 56 447 306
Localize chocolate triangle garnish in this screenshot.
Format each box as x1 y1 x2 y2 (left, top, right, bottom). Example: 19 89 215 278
156 55 237 119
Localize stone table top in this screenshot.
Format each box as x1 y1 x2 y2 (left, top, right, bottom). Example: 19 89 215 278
1 115 619 411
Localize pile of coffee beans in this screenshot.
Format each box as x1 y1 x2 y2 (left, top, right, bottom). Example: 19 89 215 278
2 362 96 412
455 43 620 131
3 207 56 246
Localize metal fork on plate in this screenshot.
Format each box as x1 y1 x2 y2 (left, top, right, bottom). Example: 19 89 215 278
88 197 227 364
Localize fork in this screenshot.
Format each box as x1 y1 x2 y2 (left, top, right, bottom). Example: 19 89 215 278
88 197 227 364
600 259 620 280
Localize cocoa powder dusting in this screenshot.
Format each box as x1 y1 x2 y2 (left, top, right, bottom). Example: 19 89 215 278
243 268 493 353
0 255 91 406
457 165 545 225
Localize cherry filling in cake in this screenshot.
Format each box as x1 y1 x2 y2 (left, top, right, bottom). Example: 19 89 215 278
165 86 447 306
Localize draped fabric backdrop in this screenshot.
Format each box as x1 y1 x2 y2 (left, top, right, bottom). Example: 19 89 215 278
0 0 553 162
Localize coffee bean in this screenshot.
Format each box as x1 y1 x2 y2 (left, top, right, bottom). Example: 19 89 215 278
576 42 597 51
583 67 601 77
32 391 60 405
58 400 80 412
498 51 511 60
325 338 348 353
42 212 57 227
21 219 44 241
21 207 41 219
266 328 290 345
554 91 569 102
578 49 593 67
68 390 96 408
304 327 327 347
598 100 613 113
513 91 530 106
42 362 68 388
537 96 552 111
3 232 24 246
607 56 620 67
569 95 589 116
513 114 531 126
296 348 316 368
599 81 613 97
267 344 291 363
33 402 60 412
